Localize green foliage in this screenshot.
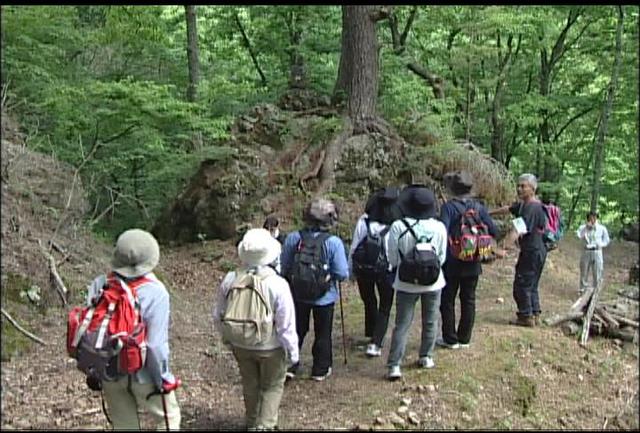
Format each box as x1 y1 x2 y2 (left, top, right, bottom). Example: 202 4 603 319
2 5 637 237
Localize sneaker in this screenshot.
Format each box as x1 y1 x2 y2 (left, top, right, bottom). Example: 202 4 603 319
311 367 332 381
458 343 470 349
366 343 382 357
417 356 435 369
436 339 460 349
387 365 402 381
285 362 300 381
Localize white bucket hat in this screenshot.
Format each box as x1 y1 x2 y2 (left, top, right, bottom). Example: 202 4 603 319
112 229 160 278
238 228 281 268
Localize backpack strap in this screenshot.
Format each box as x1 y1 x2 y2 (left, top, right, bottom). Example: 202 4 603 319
398 218 424 260
71 306 96 349
399 218 419 242
95 302 116 349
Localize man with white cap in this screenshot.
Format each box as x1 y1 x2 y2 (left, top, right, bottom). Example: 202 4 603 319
86 228 181 430
214 228 298 430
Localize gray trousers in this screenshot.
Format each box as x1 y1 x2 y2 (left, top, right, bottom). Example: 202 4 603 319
387 290 441 368
579 249 603 292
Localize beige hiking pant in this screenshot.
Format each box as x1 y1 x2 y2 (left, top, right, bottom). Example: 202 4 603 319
232 346 287 429
102 375 181 430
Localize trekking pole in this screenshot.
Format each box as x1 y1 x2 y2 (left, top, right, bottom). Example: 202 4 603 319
161 393 170 431
338 282 348 365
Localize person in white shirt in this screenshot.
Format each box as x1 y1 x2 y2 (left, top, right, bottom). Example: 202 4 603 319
348 187 401 357
576 211 610 294
385 186 447 381
213 228 298 430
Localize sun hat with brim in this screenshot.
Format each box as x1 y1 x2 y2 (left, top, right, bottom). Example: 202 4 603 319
365 187 402 225
398 185 437 220
444 170 473 196
112 229 160 278
303 198 338 231
238 228 282 267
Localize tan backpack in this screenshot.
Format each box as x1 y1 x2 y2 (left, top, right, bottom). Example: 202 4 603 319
221 271 274 346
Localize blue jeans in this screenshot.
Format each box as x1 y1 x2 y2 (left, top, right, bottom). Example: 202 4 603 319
387 290 441 368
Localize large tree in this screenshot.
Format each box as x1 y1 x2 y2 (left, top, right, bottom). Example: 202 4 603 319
333 5 385 131
184 5 200 102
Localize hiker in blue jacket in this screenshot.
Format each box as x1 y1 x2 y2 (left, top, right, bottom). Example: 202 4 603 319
438 171 498 349
280 197 349 381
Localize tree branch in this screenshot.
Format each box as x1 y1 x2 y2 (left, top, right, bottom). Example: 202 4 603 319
1 308 46 346
400 6 418 46
552 105 596 143
234 12 267 87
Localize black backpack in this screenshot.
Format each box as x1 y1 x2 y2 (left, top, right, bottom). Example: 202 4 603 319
352 218 390 276
288 230 332 302
397 219 440 286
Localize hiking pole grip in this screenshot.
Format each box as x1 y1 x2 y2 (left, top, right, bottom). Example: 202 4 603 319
338 282 347 365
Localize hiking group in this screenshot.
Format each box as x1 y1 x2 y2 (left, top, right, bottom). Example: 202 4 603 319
67 170 584 431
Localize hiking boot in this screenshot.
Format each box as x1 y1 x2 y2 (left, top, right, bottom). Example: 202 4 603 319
366 343 382 357
509 315 535 327
417 356 435 369
311 367 332 381
436 339 460 350
387 365 402 381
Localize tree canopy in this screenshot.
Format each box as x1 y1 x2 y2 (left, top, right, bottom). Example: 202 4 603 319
1 5 637 237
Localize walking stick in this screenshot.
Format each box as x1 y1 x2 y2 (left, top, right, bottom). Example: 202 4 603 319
161 393 170 431
338 281 348 365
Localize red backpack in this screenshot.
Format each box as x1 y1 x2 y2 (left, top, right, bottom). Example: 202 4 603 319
448 199 494 263
67 273 151 381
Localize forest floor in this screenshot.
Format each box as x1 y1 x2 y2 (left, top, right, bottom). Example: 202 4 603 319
1 139 639 430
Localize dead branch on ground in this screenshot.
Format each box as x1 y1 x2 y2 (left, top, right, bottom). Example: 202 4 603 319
1 308 46 345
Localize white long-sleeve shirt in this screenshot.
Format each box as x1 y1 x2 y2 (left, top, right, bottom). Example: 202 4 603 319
348 213 391 273
386 217 448 293
576 222 610 249
213 266 299 364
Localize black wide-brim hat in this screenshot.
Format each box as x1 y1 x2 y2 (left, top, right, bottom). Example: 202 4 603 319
365 186 402 225
444 170 474 196
397 184 437 220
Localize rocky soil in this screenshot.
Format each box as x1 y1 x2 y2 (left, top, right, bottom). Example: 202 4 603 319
1 126 638 430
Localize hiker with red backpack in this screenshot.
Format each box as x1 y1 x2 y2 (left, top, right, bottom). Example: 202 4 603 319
68 229 181 430
490 173 548 327
213 228 298 430
437 171 499 349
280 197 349 381
348 187 402 357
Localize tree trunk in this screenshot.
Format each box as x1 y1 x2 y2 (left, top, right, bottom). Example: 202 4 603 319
333 5 379 131
184 5 200 102
590 6 624 213
284 10 306 89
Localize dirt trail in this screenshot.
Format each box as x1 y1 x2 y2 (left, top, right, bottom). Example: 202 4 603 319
1 234 637 430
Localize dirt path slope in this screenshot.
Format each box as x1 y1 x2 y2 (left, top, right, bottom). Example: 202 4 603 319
2 234 637 430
